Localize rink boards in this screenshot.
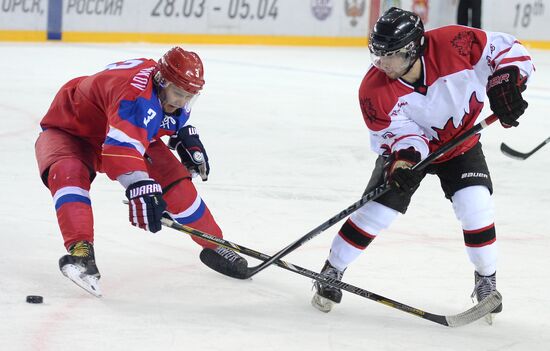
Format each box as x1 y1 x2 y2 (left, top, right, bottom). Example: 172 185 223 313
0 0 549 48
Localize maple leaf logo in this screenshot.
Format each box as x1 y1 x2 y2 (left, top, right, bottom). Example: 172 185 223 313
360 96 390 131
360 97 376 122
430 91 484 152
450 31 478 56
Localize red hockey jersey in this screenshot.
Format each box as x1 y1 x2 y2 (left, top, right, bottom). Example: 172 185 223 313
40 58 190 180
359 25 534 162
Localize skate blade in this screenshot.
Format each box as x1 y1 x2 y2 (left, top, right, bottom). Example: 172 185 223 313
311 293 335 313
484 313 495 325
61 264 102 297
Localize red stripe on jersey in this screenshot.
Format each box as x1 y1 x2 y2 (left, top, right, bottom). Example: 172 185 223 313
492 47 512 63
498 56 532 66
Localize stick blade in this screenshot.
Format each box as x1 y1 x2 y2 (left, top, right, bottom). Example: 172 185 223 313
199 248 250 280
500 143 530 160
445 290 502 327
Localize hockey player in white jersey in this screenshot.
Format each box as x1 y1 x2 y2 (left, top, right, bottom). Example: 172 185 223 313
311 7 534 321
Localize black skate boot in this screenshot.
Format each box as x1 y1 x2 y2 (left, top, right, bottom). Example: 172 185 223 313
199 246 248 279
311 260 346 313
59 241 102 297
472 271 502 324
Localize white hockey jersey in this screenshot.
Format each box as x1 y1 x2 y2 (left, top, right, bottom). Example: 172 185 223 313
359 25 534 162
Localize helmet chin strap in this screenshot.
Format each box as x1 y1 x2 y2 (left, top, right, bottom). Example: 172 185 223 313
400 57 420 78
399 37 425 80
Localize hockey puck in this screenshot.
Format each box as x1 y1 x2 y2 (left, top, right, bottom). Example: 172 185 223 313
26 295 43 304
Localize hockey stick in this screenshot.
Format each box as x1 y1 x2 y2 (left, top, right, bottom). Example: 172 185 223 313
163 217 502 327
500 137 550 160
234 114 499 279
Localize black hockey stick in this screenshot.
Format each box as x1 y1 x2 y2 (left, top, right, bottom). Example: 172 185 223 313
163 217 502 327
500 137 550 160
232 114 499 279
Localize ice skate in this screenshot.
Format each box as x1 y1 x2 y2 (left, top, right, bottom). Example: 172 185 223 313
471 271 502 325
59 241 102 297
311 260 345 313
199 245 248 279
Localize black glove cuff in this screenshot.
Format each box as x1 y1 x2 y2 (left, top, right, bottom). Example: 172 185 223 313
487 66 524 92
389 148 421 165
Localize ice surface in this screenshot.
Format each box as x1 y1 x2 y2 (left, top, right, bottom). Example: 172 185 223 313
0 42 549 351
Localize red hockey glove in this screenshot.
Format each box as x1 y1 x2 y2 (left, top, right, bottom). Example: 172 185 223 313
486 66 528 128
125 179 166 233
385 148 423 194
168 125 210 181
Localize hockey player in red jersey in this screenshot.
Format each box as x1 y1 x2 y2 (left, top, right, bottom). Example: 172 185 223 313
312 7 534 321
35 47 247 296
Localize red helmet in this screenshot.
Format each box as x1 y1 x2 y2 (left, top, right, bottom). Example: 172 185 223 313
157 47 205 94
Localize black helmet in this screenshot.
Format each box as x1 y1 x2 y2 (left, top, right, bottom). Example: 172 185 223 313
369 7 424 57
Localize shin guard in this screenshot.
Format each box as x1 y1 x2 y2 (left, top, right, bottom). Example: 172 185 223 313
47 158 94 249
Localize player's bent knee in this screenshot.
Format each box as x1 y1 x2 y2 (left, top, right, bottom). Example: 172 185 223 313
349 201 399 235
47 158 92 191
452 186 494 230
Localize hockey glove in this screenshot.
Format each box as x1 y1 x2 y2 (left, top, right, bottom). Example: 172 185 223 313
486 66 528 128
125 179 166 233
385 148 423 194
168 125 210 181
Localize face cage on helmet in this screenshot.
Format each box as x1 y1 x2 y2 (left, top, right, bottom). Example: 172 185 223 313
155 72 200 113
369 41 419 77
